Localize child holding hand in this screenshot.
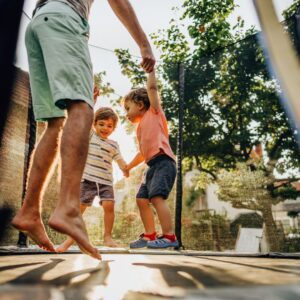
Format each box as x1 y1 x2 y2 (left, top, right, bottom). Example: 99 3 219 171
57 107 128 251
123 69 178 249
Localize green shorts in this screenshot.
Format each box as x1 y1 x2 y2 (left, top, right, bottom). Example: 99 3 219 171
25 1 93 121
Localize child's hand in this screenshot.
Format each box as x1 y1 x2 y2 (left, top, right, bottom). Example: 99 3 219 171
123 169 129 178
122 165 130 178
93 86 100 103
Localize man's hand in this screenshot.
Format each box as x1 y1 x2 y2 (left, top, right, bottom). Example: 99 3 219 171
108 0 156 73
140 45 155 73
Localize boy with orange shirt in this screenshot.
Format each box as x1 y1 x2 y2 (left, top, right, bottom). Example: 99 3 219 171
123 69 178 248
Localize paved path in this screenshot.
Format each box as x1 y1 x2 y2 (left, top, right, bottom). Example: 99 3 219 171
0 251 300 299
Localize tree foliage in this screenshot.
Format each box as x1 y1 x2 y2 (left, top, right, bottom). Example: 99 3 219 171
94 71 114 96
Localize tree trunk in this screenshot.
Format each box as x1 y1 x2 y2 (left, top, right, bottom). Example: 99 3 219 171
261 199 282 252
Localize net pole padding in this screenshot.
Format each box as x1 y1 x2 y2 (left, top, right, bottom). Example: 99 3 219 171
17 92 36 248
0 0 25 146
253 0 300 145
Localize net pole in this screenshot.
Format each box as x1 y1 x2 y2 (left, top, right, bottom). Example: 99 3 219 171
175 62 185 249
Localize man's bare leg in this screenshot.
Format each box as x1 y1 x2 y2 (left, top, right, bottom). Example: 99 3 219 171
56 204 87 252
49 101 101 260
102 200 118 247
12 118 65 252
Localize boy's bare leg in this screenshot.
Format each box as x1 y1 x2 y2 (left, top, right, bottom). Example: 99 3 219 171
48 101 101 260
56 204 87 252
12 118 65 252
151 196 174 235
56 235 74 253
136 198 156 239
102 200 118 247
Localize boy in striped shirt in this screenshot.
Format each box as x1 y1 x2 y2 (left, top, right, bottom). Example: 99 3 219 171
57 107 128 250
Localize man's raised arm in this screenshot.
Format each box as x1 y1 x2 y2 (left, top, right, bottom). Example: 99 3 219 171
108 0 155 72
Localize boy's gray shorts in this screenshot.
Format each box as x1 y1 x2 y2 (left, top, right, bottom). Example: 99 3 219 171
136 155 177 200
80 180 115 206
25 1 93 121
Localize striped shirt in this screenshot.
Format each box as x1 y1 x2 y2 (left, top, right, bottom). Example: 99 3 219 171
82 131 123 186
34 0 93 20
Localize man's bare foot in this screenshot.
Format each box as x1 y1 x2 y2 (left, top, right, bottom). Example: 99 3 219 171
11 211 56 252
56 238 74 253
104 236 118 248
48 210 101 260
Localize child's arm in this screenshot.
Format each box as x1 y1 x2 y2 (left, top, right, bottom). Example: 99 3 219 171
147 70 161 111
116 158 129 177
116 158 127 171
127 152 144 171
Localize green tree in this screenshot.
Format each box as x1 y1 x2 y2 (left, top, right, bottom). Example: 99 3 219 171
94 71 115 96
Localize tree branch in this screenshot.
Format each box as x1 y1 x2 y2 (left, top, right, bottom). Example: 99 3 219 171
195 156 217 180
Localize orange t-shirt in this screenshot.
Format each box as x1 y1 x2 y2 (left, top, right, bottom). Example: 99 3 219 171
136 107 175 163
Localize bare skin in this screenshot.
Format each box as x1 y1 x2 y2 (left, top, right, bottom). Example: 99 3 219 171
56 237 75 253
57 200 118 251
48 102 101 260
12 102 101 259
151 196 174 236
102 200 118 247
11 117 65 252
135 196 174 242
136 198 156 241
107 0 155 73
56 204 87 252
103 236 118 248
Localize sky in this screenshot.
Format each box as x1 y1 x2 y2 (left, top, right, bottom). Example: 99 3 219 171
15 0 295 182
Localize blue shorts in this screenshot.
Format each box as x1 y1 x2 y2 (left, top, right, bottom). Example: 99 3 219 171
136 155 177 200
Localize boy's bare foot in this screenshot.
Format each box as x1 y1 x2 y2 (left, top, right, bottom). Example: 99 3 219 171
56 238 74 253
11 211 56 252
48 210 101 260
104 236 118 248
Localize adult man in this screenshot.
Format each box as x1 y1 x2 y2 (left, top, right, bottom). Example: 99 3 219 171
12 0 155 259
